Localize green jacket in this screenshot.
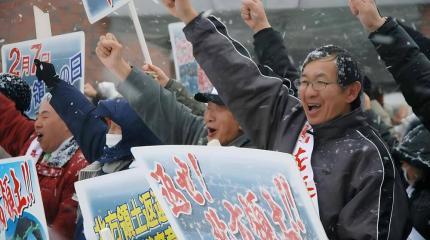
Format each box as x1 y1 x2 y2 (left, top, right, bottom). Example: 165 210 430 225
116 68 252 148
165 79 205 116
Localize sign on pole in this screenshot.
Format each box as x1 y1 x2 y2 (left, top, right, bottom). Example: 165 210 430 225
131 146 328 240
1 32 85 119
82 0 132 24
169 22 213 94
82 0 152 64
75 168 174 240
128 1 152 64
33 6 52 40
0 157 48 239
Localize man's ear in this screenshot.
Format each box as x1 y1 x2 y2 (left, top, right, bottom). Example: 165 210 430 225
345 81 362 104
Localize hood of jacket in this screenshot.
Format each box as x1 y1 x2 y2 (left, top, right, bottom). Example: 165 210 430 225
392 124 430 171
94 98 162 163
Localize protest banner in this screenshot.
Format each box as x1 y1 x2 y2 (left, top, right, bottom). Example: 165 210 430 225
82 0 152 63
131 146 328 240
1 31 85 119
169 22 213 94
0 157 48 239
75 168 174 240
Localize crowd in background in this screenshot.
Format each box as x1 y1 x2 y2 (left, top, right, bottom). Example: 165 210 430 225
0 0 429 239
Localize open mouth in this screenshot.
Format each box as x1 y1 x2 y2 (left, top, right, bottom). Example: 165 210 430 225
207 127 217 137
36 133 44 142
307 104 321 113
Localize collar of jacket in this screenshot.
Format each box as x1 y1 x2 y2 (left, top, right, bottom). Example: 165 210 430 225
310 108 368 141
226 133 253 147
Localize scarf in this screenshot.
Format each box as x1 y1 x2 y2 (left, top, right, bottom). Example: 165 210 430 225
292 122 319 213
26 137 79 168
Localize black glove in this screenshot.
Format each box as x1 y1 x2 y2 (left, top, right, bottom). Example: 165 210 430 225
34 59 60 88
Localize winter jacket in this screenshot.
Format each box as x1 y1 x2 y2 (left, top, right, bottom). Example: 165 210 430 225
116 68 253 148
46 80 162 240
392 124 430 238
253 27 300 84
49 80 162 164
210 16 297 94
398 21 430 60
183 14 410 239
370 17 430 131
165 78 206 116
0 93 88 239
409 187 430 238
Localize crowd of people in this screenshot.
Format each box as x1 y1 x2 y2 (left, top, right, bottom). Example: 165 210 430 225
0 0 429 239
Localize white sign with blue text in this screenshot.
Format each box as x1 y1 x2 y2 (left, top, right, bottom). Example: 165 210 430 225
0 157 48 240
131 146 328 240
75 168 174 240
1 31 85 119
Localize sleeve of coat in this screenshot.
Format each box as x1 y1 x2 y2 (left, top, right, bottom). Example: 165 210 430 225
0 93 34 156
117 68 207 145
50 80 107 162
50 151 88 239
208 17 298 95
183 15 302 149
254 28 300 82
370 17 430 131
398 21 430 60
165 79 206 116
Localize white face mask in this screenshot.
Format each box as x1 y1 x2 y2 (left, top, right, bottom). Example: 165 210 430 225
106 134 122 147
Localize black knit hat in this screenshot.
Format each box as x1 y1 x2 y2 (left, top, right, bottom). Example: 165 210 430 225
0 73 31 112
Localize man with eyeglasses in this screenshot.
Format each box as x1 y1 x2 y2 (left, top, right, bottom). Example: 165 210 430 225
159 0 410 239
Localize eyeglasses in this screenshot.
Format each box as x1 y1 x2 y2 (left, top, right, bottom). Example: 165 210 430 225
294 79 338 91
